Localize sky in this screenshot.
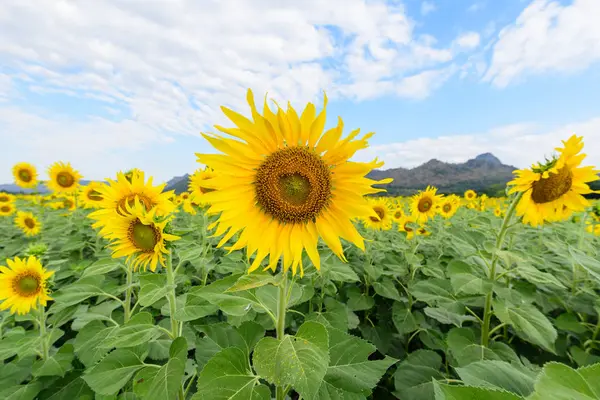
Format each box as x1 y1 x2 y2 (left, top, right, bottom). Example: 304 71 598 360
1 0 600 184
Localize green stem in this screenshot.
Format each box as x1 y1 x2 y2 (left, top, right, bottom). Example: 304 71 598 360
275 273 289 400
481 192 522 347
124 266 133 323
165 252 179 338
38 306 49 360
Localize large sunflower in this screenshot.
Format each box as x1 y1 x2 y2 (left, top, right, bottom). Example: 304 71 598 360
88 171 175 235
410 186 442 222
47 162 82 193
363 198 393 230
0 256 53 315
15 211 41 237
13 163 38 189
508 135 599 226
188 167 216 206
103 199 180 272
0 203 16 217
195 90 392 276
80 182 106 209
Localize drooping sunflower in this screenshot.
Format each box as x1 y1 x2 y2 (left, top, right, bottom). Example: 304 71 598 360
103 199 180 272
47 162 82 193
15 211 41 236
363 198 393 231
79 182 106 209
508 135 599 226
411 186 442 222
0 203 16 217
438 195 460 219
0 193 15 204
12 162 38 189
88 171 175 235
0 256 54 315
195 89 392 276
416 226 431 237
398 215 417 240
188 167 216 206
464 190 477 201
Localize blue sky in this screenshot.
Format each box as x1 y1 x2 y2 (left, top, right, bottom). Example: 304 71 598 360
1 0 600 183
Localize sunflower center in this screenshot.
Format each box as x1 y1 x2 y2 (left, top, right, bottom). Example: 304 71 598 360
56 172 75 188
63 199 74 209
369 206 386 222
18 169 32 182
88 190 103 201
24 218 36 229
1 206 10 212
0 195 8 202
418 197 432 212
14 274 41 296
404 222 413 232
117 194 153 215
394 210 402 219
530 166 573 204
442 203 452 213
129 220 159 252
255 146 331 224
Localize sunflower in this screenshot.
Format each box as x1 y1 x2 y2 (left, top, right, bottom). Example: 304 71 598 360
103 199 180 272
464 190 477 201
416 226 431 236
0 193 15 204
79 182 106 209
392 207 404 222
124 168 143 183
182 199 197 215
12 163 38 189
61 196 77 211
15 211 41 236
88 171 175 236
508 135 599 226
398 215 417 240
0 203 16 217
363 198 393 231
0 256 54 315
493 207 503 218
188 167 216 206
47 162 82 193
438 195 460 219
195 89 392 276
411 186 442 222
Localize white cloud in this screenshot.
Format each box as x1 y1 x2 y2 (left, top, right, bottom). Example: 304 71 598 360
421 1 437 15
467 1 485 13
355 117 600 170
485 0 600 87
454 32 481 49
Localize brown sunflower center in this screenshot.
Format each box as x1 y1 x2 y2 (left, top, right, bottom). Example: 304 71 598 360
56 172 75 188
117 194 153 215
1 205 10 212
24 218 36 229
63 198 74 209
0 195 8 202
369 206 386 222
530 166 573 204
404 222 413 232
87 190 103 201
182 193 189 200
394 210 402 219
418 228 427 234
13 273 41 296
255 146 331 224
18 169 32 182
129 220 160 252
418 197 433 213
442 203 452 213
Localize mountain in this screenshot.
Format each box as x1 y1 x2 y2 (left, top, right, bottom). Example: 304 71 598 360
165 174 190 194
0 180 94 194
368 153 517 197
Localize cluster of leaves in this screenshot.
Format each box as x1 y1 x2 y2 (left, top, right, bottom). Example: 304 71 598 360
0 203 599 399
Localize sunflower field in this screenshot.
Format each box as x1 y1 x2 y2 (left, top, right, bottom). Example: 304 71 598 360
1 91 600 400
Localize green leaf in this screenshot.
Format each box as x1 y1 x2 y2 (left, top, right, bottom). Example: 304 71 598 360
346 287 375 311
570 347 600 367
320 254 360 283
493 298 557 353
100 312 162 348
306 298 349 332
193 347 270 400
0 329 38 361
0 357 32 387
71 301 121 331
529 362 600 400
446 328 521 367
51 276 113 311
392 302 418 334
197 321 264 358
74 321 117 367
81 258 122 278
253 321 329 400
83 349 145 396
224 273 276 292
32 343 75 378
372 280 403 301
0 382 43 400
174 294 219 322
433 383 524 400
411 279 456 306
138 274 172 307
424 306 477 327
516 263 566 289
394 349 444 400
447 260 489 295
325 327 397 396
143 337 188 400
554 313 587 334
455 360 536 396
133 366 160 398
41 374 94 400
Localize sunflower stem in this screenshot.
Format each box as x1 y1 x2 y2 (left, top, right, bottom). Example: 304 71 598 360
275 272 289 400
481 191 522 347
38 305 49 360
165 252 180 338
124 266 133 323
